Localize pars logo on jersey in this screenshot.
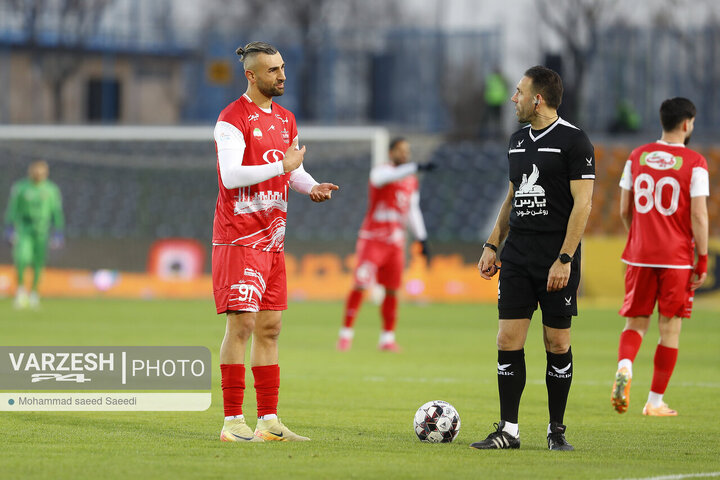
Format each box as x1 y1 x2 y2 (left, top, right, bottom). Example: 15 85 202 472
640 151 683 170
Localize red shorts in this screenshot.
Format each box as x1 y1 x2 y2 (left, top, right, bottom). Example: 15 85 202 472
212 245 287 314
353 238 404 290
619 265 694 319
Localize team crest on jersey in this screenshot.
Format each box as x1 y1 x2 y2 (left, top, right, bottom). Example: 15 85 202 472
514 164 548 216
281 129 290 144
640 151 683 170
253 127 263 139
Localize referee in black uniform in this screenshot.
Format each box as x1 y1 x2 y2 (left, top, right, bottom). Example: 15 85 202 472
471 66 594 451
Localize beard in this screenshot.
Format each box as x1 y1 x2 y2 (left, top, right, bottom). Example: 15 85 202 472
258 80 284 98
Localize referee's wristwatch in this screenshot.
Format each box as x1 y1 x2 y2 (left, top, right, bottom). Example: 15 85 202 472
558 253 573 264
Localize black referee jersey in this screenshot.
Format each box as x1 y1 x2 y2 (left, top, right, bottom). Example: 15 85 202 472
506 117 595 234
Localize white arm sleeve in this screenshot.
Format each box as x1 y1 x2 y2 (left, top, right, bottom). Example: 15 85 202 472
214 121 284 189
407 191 427 241
370 163 418 187
618 160 633 190
690 167 710 197
289 164 319 195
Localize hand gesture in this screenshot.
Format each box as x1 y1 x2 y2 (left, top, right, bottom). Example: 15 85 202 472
282 140 305 173
310 183 339 202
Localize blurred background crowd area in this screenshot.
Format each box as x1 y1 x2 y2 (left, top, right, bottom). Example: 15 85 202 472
1 0 720 276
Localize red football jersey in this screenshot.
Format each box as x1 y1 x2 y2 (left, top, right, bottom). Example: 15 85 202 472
619 141 709 268
212 95 297 252
358 166 419 247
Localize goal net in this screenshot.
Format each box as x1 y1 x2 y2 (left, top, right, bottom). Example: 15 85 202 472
0 125 388 274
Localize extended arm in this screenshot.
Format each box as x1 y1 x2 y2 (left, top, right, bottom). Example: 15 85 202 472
370 163 418 187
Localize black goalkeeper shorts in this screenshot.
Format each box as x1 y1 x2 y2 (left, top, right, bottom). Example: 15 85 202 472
497 230 581 329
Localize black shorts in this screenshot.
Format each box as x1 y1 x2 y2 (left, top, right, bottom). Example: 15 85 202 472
498 230 581 329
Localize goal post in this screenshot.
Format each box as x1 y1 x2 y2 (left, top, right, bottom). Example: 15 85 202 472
0 125 390 166
0 124 390 274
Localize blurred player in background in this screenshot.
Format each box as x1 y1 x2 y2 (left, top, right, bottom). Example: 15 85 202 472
612 97 709 417
213 41 338 443
337 137 435 352
473 66 594 451
3 160 64 309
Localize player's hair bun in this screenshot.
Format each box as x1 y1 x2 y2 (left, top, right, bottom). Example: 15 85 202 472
235 46 244 57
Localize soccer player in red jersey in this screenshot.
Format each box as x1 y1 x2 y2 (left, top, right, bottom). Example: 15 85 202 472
611 97 709 417
213 42 338 442
337 137 434 352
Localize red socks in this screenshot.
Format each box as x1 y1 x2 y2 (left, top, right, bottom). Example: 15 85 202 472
343 289 364 328
651 345 678 394
253 364 280 417
220 364 245 417
221 363 280 417
617 329 643 362
381 293 398 332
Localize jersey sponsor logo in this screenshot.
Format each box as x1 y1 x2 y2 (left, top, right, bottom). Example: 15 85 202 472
248 113 260 122
640 151 683 171
262 149 285 164
514 164 548 216
253 127 263 139
275 114 289 124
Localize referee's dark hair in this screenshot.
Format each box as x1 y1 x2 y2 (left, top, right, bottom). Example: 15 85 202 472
524 65 563 109
389 137 406 151
660 97 696 132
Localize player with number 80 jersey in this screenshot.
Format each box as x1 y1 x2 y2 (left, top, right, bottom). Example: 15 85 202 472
619 141 709 268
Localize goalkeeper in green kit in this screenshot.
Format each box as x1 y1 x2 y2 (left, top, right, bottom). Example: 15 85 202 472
4 161 64 309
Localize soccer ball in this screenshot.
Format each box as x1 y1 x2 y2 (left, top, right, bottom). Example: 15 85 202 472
413 400 460 443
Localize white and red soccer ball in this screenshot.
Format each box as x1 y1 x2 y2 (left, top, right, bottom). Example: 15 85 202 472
414 400 461 443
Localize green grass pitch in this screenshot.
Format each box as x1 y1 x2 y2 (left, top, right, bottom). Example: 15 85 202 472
1 298 719 479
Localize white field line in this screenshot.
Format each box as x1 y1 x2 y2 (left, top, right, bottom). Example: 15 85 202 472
358 376 720 389
613 472 720 480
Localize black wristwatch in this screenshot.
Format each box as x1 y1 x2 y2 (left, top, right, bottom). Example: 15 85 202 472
559 253 573 264
483 242 498 253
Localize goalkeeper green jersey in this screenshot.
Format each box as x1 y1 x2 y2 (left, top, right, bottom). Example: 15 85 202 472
4 178 64 235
